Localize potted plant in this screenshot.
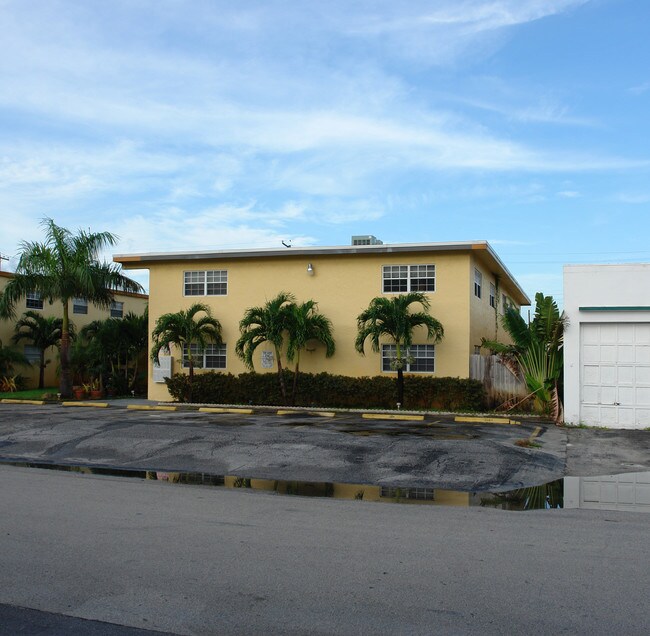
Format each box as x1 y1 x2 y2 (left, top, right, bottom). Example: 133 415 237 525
89 378 105 400
73 385 87 400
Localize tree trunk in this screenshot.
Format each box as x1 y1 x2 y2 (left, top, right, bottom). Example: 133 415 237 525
397 368 404 407
38 351 45 389
275 346 287 404
59 302 72 398
188 362 194 403
291 353 301 406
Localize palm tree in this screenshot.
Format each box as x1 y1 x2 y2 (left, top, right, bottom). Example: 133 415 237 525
0 218 143 397
482 292 566 421
235 292 295 403
12 311 65 389
355 292 444 407
286 300 335 405
0 339 29 389
151 303 222 402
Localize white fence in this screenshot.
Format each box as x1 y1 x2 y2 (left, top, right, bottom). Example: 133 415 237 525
470 354 527 406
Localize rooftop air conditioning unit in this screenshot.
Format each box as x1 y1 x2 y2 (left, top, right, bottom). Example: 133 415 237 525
351 235 383 246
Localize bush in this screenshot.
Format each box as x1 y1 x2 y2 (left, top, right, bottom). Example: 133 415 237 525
165 370 486 411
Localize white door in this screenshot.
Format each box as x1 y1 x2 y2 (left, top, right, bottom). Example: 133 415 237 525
580 322 650 428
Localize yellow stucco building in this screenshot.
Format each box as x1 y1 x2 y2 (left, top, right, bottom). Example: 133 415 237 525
114 240 529 402
0 270 148 389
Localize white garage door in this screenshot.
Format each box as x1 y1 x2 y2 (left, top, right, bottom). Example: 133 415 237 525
581 322 650 428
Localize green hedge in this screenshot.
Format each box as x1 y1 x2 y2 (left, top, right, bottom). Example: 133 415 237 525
165 370 486 411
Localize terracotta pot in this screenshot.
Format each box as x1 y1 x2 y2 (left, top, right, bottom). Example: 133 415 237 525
90 389 105 400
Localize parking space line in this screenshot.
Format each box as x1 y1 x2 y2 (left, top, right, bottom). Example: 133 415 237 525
455 416 520 425
362 413 424 422
199 407 254 415
62 401 109 408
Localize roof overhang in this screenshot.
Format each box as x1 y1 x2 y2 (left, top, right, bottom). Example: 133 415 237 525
114 240 530 305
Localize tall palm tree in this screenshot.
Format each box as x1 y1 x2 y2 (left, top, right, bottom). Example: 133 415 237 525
355 292 444 407
482 292 566 421
151 303 222 402
12 310 65 389
286 300 335 405
0 218 143 397
235 292 295 402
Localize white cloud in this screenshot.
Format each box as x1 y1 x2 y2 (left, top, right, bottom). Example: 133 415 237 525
557 190 581 198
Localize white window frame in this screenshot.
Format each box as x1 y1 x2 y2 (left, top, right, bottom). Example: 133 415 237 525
26 292 43 310
382 264 435 294
110 301 124 318
381 344 435 373
182 343 227 369
489 283 496 309
501 293 511 314
184 270 228 296
73 297 88 315
474 269 482 299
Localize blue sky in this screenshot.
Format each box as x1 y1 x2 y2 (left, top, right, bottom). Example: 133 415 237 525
1 0 649 305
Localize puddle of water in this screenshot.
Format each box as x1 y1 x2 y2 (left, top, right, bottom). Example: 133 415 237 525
0 459 558 510
3 460 648 512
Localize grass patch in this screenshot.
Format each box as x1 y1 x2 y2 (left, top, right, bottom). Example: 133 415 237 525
0 387 58 400
514 438 542 448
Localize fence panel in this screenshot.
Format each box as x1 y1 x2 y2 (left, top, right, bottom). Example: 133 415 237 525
470 354 527 407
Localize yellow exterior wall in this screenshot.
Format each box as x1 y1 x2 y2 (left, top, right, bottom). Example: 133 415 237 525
143 250 477 400
0 272 148 389
469 252 521 353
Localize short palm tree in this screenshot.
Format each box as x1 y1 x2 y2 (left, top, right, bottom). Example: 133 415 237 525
0 218 143 397
235 292 295 402
482 292 566 421
151 303 222 402
0 339 28 388
355 292 444 407
12 311 65 389
286 300 335 404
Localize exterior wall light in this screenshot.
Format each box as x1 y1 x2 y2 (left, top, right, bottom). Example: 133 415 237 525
307 263 314 275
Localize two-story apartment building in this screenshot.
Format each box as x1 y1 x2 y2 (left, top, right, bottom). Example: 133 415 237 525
0 270 148 389
114 240 529 402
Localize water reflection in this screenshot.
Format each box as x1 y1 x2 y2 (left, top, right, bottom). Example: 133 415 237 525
4 460 649 512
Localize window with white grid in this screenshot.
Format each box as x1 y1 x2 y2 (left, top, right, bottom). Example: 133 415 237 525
110 301 124 318
73 298 88 314
26 292 43 310
184 270 227 296
183 343 226 369
474 268 482 299
381 344 435 373
382 265 434 293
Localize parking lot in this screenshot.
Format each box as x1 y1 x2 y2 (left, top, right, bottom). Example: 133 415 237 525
0 401 577 491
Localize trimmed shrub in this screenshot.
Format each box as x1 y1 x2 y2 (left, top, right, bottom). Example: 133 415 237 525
165 370 486 411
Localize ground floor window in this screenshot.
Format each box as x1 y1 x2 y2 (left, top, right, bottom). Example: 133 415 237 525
23 345 41 363
381 344 435 372
380 486 435 500
182 343 226 369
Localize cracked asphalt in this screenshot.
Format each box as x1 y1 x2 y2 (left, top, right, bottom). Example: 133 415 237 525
0 401 648 491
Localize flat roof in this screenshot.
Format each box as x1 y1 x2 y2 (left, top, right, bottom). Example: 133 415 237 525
114 240 530 305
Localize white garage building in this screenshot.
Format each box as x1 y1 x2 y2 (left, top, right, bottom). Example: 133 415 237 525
564 264 650 429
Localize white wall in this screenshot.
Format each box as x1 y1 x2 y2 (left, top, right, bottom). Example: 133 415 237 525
564 264 650 426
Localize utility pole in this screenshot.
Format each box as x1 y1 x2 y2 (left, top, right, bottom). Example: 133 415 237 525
0 253 9 271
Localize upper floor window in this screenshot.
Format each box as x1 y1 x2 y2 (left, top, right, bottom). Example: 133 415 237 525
183 343 227 369
26 292 43 310
382 265 435 293
184 270 228 296
110 301 124 318
501 293 511 314
73 298 88 315
489 283 496 308
474 269 482 299
381 344 435 373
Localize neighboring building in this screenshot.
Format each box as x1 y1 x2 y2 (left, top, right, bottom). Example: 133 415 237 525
0 270 148 389
115 240 529 402
564 263 650 429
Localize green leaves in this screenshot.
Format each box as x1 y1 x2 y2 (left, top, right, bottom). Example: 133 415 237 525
482 292 566 418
